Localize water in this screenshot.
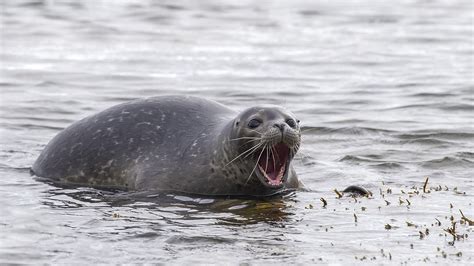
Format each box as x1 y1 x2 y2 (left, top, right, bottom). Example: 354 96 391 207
1 0 473 264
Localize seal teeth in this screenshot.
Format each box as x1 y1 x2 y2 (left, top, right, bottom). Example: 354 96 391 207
258 164 285 186
278 164 285 177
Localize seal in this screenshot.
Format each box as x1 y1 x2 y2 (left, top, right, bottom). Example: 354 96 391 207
32 95 302 196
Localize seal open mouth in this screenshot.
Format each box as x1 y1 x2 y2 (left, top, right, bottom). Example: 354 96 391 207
256 142 290 187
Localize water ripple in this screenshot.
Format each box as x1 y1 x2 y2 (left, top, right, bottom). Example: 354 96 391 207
1 0 473 264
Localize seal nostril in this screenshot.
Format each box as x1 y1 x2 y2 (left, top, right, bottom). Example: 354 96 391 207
274 123 285 132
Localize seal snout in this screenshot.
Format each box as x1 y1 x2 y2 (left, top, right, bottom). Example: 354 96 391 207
262 124 300 150
273 123 285 132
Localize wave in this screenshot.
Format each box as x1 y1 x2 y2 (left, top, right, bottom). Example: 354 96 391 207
438 103 474 111
301 126 393 136
370 162 405 169
420 156 473 169
396 131 474 141
378 102 473 112
0 122 64 131
339 155 375 163
409 92 458 98
455 152 474 159
338 155 405 169
400 138 455 146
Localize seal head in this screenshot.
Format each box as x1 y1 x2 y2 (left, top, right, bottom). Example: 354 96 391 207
228 106 301 190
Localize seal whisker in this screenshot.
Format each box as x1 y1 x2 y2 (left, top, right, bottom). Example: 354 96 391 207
232 142 263 163
238 138 262 149
272 144 280 164
242 142 264 158
245 145 266 186
227 137 260 142
240 144 263 155
248 129 262 135
292 142 300 150
265 144 270 173
295 143 301 154
270 145 277 168
291 143 304 159
224 142 263 167
291 143 299 155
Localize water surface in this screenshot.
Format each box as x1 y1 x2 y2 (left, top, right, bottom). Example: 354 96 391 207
1 0 473 264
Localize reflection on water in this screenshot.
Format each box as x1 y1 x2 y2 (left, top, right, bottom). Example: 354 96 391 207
1 0 473 264
42 186 296 226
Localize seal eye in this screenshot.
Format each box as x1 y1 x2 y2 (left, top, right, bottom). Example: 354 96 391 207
248 119 261 129
286 119 297 128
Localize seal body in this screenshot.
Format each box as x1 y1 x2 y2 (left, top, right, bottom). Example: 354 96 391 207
32 95 302 196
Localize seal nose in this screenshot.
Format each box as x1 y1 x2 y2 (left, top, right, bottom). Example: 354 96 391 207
274 123 285 132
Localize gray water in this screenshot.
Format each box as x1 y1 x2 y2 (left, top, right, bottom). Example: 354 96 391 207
1 0 473 264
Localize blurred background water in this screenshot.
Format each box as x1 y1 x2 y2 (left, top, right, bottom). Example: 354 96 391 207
1 0 473 264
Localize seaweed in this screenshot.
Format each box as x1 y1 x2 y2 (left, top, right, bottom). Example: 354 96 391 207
320 197 327 208
423 177 429 193
459 209 474 226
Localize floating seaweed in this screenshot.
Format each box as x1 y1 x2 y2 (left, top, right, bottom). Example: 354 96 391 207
320 197 327 208
459 209 474 226
423 177 430 193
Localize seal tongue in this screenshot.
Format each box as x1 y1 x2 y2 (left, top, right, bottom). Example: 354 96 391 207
257 143 289 184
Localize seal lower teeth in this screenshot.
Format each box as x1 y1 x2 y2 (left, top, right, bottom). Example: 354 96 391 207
258 164 286 186
257 143 290 186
